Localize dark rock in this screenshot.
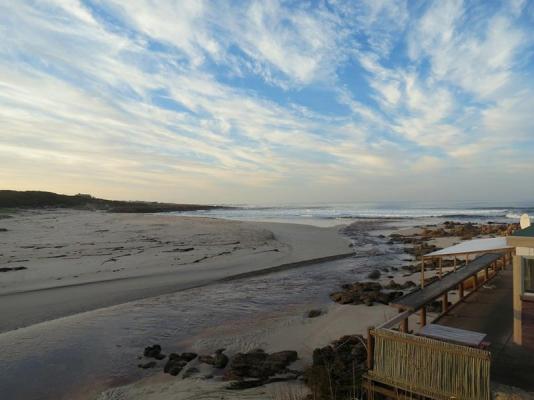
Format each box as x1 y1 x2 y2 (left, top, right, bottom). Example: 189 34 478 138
164 358 188 376
143 344 163 359
227 349 268 378
214 349 229 369
0 228 7 232
329 291 356 304
263 351 298 375
226 349 297 382
180 352 197 362
367 269 381 280
198 355 215 365
307 309 322 318
138 361 157 369
182 367 199 379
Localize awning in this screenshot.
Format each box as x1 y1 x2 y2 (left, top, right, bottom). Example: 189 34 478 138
425 237 513 258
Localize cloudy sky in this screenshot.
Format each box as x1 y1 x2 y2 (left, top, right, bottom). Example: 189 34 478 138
1 1 533 204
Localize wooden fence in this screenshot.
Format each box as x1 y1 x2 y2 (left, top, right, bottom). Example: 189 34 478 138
367 328 491 400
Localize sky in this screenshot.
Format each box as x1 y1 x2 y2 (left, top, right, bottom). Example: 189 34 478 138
1 0 533 204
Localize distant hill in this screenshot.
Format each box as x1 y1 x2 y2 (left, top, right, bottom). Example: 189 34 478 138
0 190 226 213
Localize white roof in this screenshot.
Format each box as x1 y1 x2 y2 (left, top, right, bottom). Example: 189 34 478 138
426 237 513 257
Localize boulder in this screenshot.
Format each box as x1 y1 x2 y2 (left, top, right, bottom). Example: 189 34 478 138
214 349 229 369
198 355 215 365
227 349 297 381
180 352 197 362
307 309 322 318
182 367 199 379
367 269 381 280
164 357 188 376
143 344 165 360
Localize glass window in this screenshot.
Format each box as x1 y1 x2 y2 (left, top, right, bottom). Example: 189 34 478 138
523 258 534 293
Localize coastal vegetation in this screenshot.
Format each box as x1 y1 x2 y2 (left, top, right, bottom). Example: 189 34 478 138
0 190 225 213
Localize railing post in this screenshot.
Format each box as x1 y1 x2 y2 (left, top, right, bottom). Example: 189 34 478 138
421 256 425 288
420 307 427 327
443 292 449 313
367 327 374 370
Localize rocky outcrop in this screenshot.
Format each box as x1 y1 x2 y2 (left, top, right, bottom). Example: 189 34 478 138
198 349 228 369
225 349 299 388
330 281 405 306
163 352 198 376
367 269 381 280
143 344 165 360
307 309 322 318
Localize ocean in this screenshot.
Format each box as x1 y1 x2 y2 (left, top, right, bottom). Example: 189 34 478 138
175 201 534 226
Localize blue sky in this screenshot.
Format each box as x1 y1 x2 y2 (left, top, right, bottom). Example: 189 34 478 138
1 0 533 203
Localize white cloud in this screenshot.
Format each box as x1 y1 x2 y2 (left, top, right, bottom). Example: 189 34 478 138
0 0 533 202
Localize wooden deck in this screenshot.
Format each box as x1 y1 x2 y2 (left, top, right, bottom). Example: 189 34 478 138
438 269 534 391
391 253 503 311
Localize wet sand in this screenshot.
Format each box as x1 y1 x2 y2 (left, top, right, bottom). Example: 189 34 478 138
0 210 352 332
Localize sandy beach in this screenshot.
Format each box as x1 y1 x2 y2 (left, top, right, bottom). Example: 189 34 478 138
0 209 352 332
0 209 525 400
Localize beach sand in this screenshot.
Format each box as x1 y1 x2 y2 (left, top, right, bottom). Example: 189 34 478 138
0 209 352 332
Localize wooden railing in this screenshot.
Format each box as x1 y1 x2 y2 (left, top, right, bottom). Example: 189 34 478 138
366 328 491 400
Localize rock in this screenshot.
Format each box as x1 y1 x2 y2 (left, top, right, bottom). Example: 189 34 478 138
143 344 164 359
182 367 199 379
227 349 268 378
198 355 215 365
138 361 157 369
307 309 322 318
367 269 381 280
214 349 229 369
329 291 356 304
180 352 197 362
164 357 188 376
0 228 7 232
263 351 298 375
226 349 297 382
162 352 197 376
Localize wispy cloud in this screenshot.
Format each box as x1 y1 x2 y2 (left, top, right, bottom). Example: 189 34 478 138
0 0 533 203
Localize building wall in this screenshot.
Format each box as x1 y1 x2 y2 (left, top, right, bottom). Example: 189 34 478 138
513 249 534 347
517 246 534 256
523 299 534 350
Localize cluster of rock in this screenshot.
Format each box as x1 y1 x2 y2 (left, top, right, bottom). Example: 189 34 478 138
164 352 199 376
136 344 299 390
225 349 299 389
305 335 367 399
329 280 415 306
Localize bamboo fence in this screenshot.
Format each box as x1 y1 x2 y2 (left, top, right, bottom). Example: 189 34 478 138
369 328 491 400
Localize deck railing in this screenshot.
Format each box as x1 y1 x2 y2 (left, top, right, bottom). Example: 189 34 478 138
366 328 491 400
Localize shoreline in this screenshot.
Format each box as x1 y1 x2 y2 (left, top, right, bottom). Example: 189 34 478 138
1 211 522 400
0 210 352 333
